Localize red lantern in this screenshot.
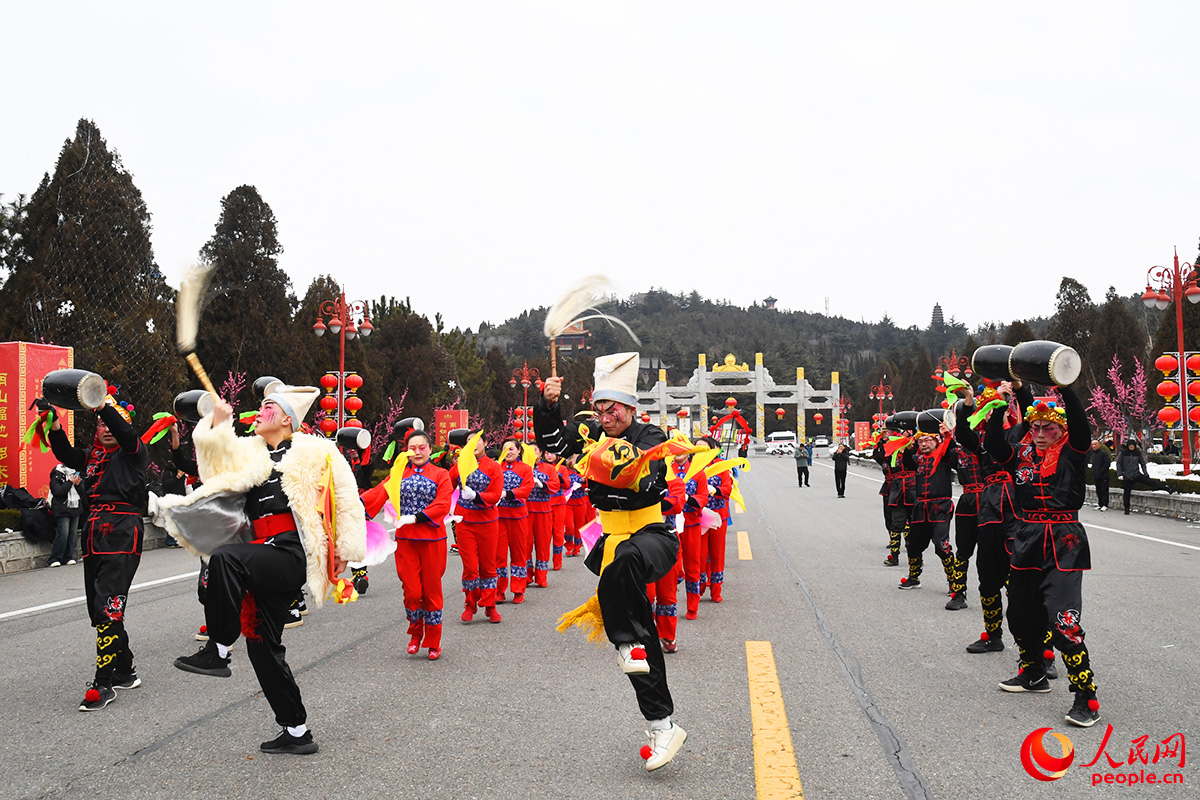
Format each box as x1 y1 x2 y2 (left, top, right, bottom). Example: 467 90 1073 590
1188 381 1200 398
344 373 363 391
641 413 651 423
1159 406 1182 426
725 397 737 408
814 413 824 425
345 396 363 413
1156 354 1180 375
1189 407 1200 424
1188 355 1200 375
676 408 689 419
512 419 524 429
319 418 338 434
1158 380 1180 400
319 396 338 411
711 415 718 423
514 407 525 417
941 399 950 409
320 374 339 390
345 419 363 428
775 408 785 419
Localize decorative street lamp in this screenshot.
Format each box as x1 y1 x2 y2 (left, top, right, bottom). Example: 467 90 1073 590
312 289 372 430
1142 249 1200 474
510 360 540 442
935 349 972 380
868 377 893 430
836 396 853 440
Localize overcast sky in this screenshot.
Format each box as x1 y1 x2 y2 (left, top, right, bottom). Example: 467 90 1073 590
5 2 1200 335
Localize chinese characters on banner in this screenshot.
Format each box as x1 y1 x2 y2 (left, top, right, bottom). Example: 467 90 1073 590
855 421 872 449
434 409 469 447
0 342 74 499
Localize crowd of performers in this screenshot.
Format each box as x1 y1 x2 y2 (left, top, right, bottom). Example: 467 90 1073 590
37 350 743 770
871 376 1102 729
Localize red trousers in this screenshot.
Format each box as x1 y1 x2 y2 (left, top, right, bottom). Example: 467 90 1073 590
567 500 593 554
457 518 498 609
704 519 729 598
646 557 681 642
551 503 567 568
680 522 704 612
497 516 530 595
395 538 447 650
530 508 553 586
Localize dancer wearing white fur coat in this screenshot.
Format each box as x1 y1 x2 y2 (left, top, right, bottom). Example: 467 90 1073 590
159 386 366 755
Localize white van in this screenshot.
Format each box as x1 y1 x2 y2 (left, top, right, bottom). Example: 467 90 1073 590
765 431 796 455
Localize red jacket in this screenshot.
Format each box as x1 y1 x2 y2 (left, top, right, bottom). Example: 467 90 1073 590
361 461 453 541
682 467 710 526
497 460 534 520
528 460 561 513
451 456 504 524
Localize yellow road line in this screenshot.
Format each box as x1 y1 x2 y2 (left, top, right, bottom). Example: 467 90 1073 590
746 641 804 799
738 530 753 560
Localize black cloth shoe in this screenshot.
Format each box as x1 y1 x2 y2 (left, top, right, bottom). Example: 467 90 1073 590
945 592 967 611
352 568 369 596
966 637 1004 654
898 577 921 590
260 729 319 755
1065 693 1100 728
112 671 142 690
174 642 232 678
884 555 898 566
999 671 1051 693
78 682 116 712
1044 657 1059 680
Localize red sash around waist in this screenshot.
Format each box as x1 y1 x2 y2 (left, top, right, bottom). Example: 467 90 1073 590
251 512 298 543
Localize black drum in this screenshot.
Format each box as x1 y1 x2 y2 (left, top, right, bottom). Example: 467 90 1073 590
447 428 471 448
1010 340 1082 387
887 410 918 433
252 376 284 402
174 389 215 423
42 369 107 411
336 427 371 451
392 417 425 440
916 409 945 434
971 345 1015 381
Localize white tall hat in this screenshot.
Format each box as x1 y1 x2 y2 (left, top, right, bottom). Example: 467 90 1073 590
592 352 639 408
265 385 320 431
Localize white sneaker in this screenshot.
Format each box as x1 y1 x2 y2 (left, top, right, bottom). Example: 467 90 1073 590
617 643 650 675
49 561 61 568
67 559 76 565
1099 506 1107 512
643 722 687 771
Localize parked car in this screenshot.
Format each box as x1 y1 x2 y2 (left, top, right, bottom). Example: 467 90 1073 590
812 435 830 447
764 440 796 455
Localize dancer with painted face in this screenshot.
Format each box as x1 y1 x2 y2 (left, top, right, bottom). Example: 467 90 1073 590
451 432 504 623
534 353 687 772
985 381 1102 728
164 387 366 754
897 411 962 599
47 390 149 712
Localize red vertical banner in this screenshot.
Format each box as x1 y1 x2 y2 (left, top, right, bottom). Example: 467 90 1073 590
854 421 871 450
0 342 74 498
434 409 469 447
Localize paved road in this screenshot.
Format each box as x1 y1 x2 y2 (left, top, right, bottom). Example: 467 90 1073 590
3 456 1196 798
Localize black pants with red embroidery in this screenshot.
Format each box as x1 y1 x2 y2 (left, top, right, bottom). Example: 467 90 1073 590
84 552 140 685
205 534 308 727
1007 563 1096 696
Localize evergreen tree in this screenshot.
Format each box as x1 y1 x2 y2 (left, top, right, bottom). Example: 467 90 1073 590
1003 320 1036 345
196 185 295 379
1047 277 1095 363
0 119 182 423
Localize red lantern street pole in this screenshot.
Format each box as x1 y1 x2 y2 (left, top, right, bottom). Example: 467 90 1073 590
1142 249 1200 475
869 378 893 430
313 288 373 430
510 360 541 442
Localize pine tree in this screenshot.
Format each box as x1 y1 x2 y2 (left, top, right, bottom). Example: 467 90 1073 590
1047 277 1095 363
0 119 182 423
196 185 295 379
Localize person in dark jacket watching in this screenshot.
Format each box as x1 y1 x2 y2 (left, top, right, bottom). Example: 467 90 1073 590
832 443 851 497
1115 436 1175 514
49 463 85 566
1088 440 1111 512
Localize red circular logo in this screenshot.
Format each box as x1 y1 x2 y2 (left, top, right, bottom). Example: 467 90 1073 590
1021 727 1075 782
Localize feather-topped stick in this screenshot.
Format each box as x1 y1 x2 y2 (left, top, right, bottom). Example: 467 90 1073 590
175 263 218 396
542 275 640 377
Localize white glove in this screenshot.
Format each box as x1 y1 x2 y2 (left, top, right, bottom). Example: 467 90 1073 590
397 514 417 527
460 485 477 501
534 477 546 489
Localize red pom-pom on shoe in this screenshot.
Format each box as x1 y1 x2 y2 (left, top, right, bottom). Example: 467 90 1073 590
199 625 207 634
1088 699 1100 712
979 631 989 641
630 647 647 661
900 578 908 585
1043 649 1055 661
640 745 654 760
85 688 100 702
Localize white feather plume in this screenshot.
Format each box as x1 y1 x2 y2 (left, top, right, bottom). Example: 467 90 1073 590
176 262 214 353
542 275 640 346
